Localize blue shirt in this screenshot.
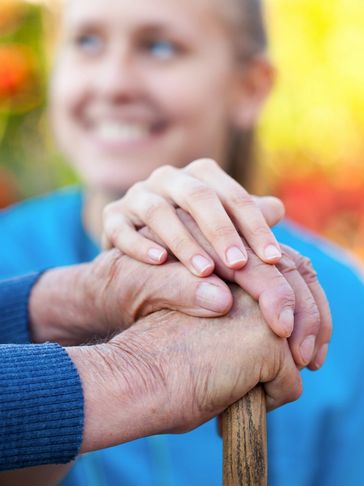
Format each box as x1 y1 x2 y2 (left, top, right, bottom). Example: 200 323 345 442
1 187 364 486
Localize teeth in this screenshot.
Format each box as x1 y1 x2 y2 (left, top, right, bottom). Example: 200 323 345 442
94 122 150 142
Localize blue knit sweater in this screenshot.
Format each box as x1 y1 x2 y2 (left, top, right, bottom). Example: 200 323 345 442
0 274 84 470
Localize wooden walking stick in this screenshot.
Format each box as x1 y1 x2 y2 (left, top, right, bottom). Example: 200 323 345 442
222 385 267 486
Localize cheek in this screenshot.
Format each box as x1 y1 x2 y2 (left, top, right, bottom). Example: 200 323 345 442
50 59 87 129
49 68 91 168
50 76 71 140
150 68 234 162
151 61 234 128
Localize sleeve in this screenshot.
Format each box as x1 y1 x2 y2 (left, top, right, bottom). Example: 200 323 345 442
0 342 84 470
0 275 84 470
0 273 41 344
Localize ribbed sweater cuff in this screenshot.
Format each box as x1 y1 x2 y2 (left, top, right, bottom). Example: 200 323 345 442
0 273 42 344
0 342 84 470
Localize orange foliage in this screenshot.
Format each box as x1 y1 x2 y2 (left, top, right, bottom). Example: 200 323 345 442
0 44 41 112
276 171 364 259
0 168 18 208
0 45 33 99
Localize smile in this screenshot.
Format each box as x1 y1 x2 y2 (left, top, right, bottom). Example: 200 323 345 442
93 121 152 143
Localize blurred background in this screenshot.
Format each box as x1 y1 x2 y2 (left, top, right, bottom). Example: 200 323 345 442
0 0 363 262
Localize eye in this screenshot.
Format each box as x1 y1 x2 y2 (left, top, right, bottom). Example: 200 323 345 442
74 33 104 54
144 39 179 60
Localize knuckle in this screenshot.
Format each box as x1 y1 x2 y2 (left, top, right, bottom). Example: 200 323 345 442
260 277 295 310
249 224 273 242
126 181 145 198
187 157 218 174
300 298 321 333
246 247 279 272
184 182 214 204
229 192 256 210
143 198 169 222
278 255 298 274
296 256 318 283
211 223 237 240
106 224 121 244
170 234 193 255
290 375 303 401
271 279 296 306
150 164 176 183
102 211 126 242
102 200 125 221
245 248 270 271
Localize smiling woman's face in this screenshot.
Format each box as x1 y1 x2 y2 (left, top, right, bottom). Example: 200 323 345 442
50 0 262 191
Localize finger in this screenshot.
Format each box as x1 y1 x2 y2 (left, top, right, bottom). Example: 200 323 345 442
283 245 332 370
264 343 302 412
276 251 321 368
233 250 296 338
126 191 215 277
174 209 324 364
103 208 168 264
146 165 248 269
175 209 296 338
140 260 233 317
307 288 331 371
253 196 285 227
184 158 282 263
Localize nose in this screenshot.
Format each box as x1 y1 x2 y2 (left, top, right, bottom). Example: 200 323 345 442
93 44 143 102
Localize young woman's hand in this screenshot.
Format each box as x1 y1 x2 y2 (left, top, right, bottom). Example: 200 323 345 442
102 158 284 277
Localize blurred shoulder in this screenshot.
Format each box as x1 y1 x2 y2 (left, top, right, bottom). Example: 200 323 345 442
0 187 85 278
0 186 82 229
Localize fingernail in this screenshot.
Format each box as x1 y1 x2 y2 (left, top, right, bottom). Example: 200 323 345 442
191 255 213 275
264 245 282 261
196 282 229 312
148 248 166 262
300 335 316 364
314 343 329 369
226 246 246 266
279 308 294 336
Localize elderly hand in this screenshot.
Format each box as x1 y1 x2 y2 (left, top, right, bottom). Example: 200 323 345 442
28 250 232 346
141 209 332 371
67 285 302 453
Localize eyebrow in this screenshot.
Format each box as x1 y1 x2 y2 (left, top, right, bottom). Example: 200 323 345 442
65 16 191 39
65 19 103 34
133 23 178 35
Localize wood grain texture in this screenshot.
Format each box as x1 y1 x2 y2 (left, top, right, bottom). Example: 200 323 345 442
222 385 267 486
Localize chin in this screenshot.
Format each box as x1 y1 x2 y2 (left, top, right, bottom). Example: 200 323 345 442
82 165 148 193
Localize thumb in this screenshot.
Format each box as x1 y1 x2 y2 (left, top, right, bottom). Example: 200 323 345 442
143 261 233 318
